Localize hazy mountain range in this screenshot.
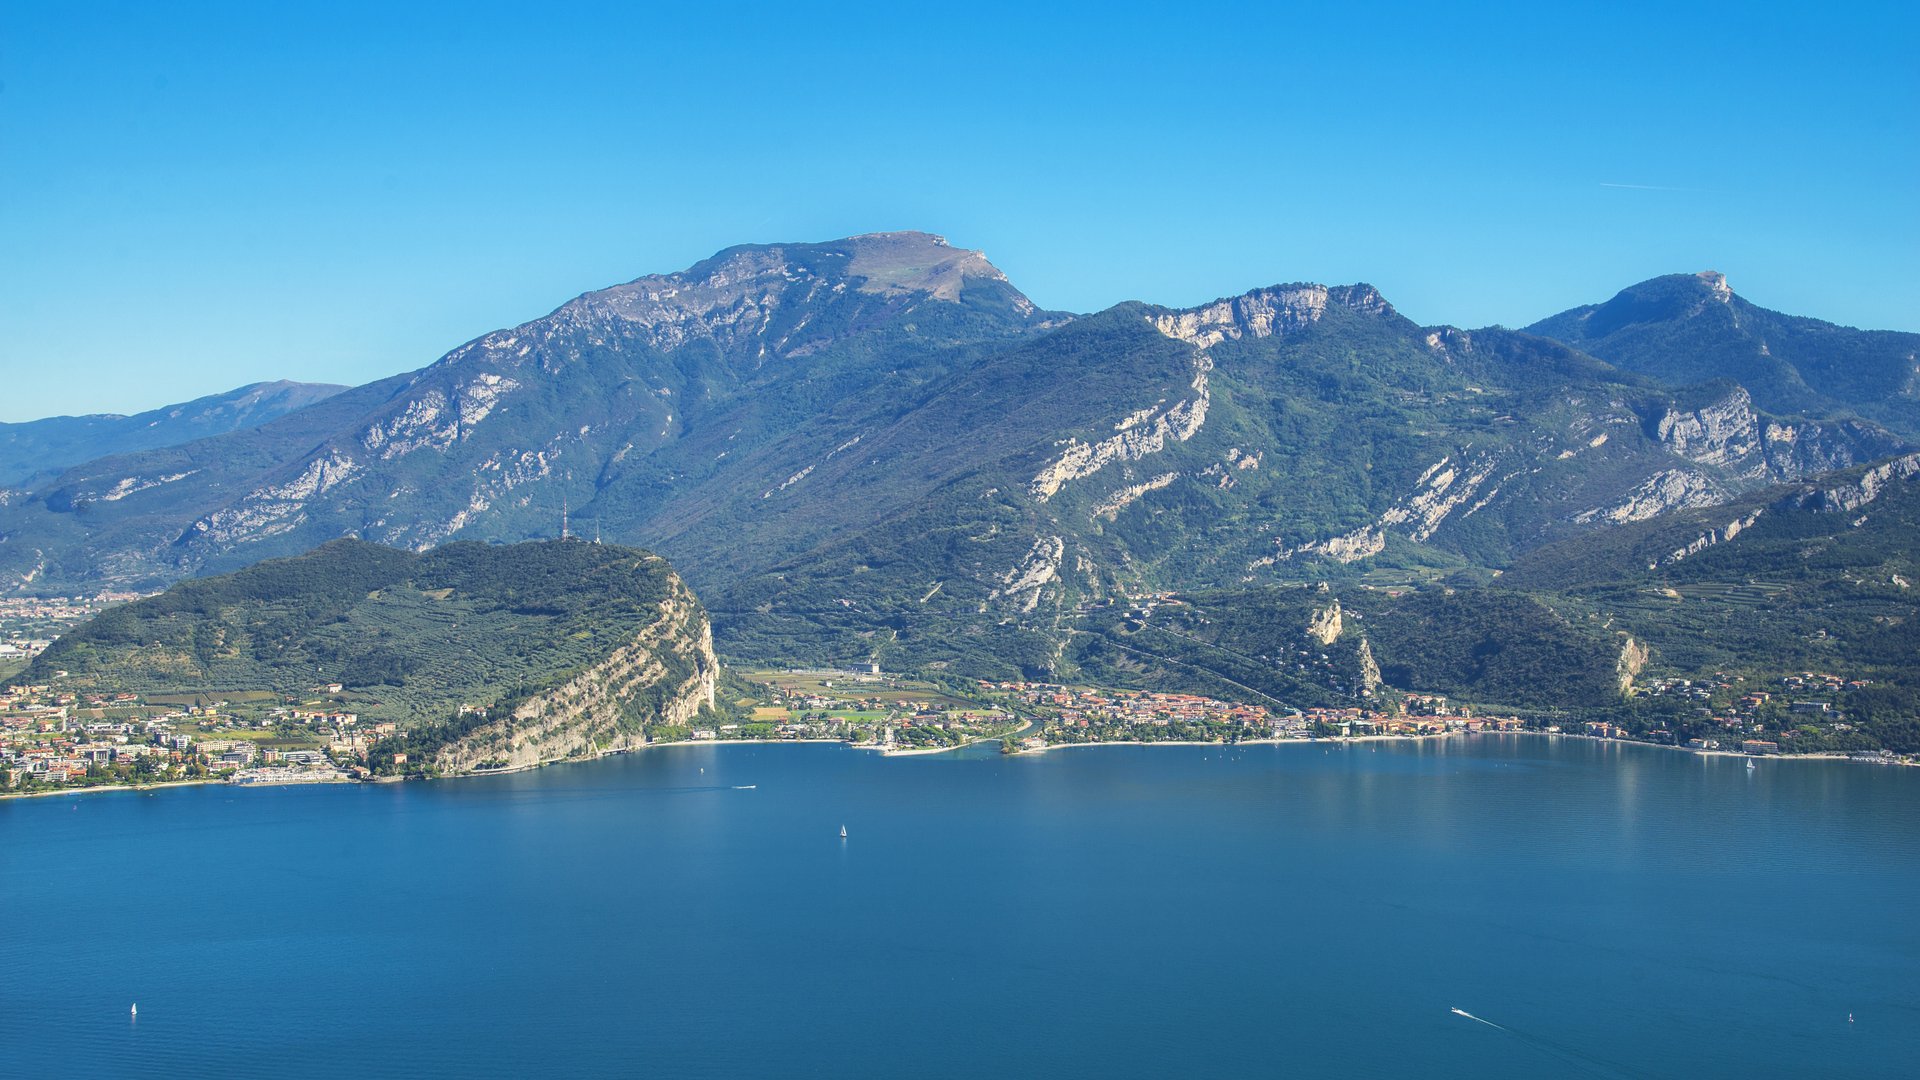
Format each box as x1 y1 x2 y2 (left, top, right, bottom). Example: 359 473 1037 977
3 232 1916 680
0 380 346 488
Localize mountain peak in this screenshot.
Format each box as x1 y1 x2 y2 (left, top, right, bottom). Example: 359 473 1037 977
1527 270 1920 438
835 231 1012 301
1564 272 1741 338
546 231 1031 341
1695 270 1732 302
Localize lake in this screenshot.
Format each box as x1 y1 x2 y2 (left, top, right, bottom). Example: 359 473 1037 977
4 735 1916 1078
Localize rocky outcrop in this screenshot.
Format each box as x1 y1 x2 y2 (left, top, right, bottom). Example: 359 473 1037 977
1790 451 1920 514
1030 354 1210 501
1357 638 1382 698
1695 270 1733 305
1255 526 1386 568
361 374 521 460
1576 468 1723 525
1090 472 1179 521
433 575 718 774
1378 455 1503 541
1066 283 1383 510
187 451 363 544
1151 284 1391 349
1662 509 1766 566
1650 385 1900 483
1308 600 1344 645
1652 388 1766 473
1256 453 1505 568
987 536 1065 614
1616 637 1650 696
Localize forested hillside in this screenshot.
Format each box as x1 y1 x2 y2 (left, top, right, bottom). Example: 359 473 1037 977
28 539 720 769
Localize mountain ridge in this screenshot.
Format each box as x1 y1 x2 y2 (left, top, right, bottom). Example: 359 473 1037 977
0 235 1911 687
1526 270 1920 437
0 380 348 488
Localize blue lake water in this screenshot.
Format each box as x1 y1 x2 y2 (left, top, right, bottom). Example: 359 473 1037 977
4 734 1917 1078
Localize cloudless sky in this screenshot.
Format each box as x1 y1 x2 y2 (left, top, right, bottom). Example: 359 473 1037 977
2 0 1915 421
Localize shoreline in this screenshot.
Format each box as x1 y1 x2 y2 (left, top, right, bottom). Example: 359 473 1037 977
1007 733 1447 755
1 778 227 801
1488 728 1916 766
11 727 1906 801
0 774 352 801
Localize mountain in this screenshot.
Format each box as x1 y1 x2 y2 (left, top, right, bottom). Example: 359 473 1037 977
1493 451 1920 750
27 538 720 774
1047 452 1920 752
1061 584 1631 714
0 380 348 488
1527 271 1920 438
0 232 1056 592
0 234 1910 682
702 286 1901 671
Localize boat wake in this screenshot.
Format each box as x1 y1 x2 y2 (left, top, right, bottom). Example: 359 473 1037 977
1449 1006 1634 1078
1450 1007 1502 1029
733 785 757 790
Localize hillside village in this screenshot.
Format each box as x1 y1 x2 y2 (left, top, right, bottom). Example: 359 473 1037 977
1635 669 1898 759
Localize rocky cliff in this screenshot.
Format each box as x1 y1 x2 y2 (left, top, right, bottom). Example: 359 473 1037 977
29 539 722 776
433 573 718 774
1649 384 1899 483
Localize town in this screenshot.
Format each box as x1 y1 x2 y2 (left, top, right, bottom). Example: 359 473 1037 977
1 681 376 793
986 682 1520 751
726 667 1022 752
0 592 145 668
6 659 1909 796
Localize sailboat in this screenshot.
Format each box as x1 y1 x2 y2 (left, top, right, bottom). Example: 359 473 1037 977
1746 759 1756 771
839 824 848 839
130 1003 137 1019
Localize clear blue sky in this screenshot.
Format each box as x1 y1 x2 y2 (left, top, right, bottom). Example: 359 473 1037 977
3 1 1915 421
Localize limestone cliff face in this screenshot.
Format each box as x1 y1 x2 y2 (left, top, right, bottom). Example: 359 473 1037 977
1790 451 1920 514
433 574 718 774
1661 508 1766 567
1616 637 1650 696
1576 468 1724 525
1357 638 1382 698
1308 600 1344 645
1151 284 1391 349
1652 389 1765 474
1650 386 1901 484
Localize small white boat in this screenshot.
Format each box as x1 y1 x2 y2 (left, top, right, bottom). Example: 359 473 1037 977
130 1003 137 1019
839 825 848 839
1747 759 1756 771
